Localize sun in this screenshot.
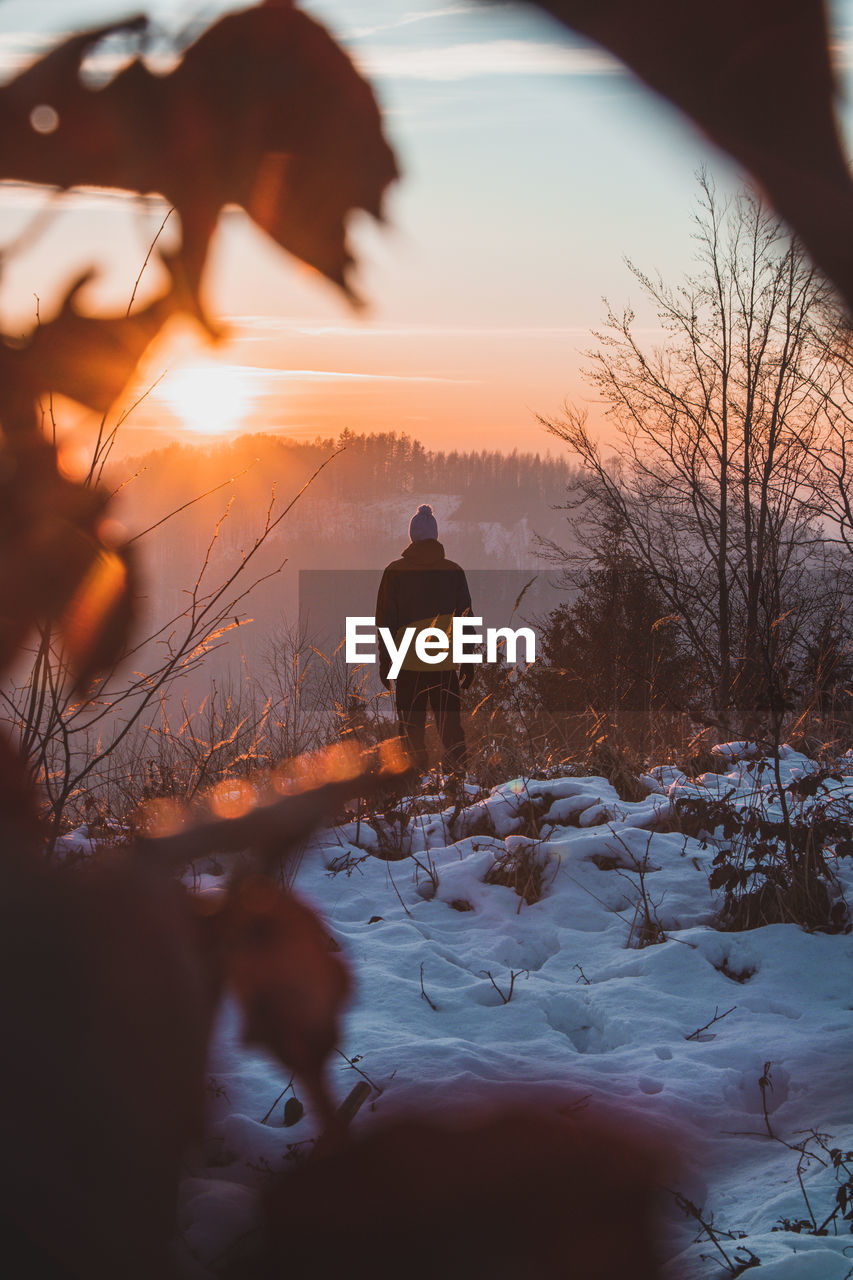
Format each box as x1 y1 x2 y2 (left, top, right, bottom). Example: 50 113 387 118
158 359 255 436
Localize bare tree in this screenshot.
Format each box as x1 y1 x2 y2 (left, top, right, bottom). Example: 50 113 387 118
542 174 837 733
96 674 273 834
262 620 389 760
795 306 853 566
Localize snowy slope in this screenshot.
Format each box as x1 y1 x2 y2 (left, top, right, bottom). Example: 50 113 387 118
178 747 853 1278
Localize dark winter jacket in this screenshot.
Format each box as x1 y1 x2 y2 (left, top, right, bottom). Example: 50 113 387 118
375 540 472 678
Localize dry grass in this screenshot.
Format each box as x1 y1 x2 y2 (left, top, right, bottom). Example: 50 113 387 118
484 841 553 906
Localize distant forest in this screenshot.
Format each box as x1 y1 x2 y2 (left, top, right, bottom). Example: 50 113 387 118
118 428 575 531
321 430 574 521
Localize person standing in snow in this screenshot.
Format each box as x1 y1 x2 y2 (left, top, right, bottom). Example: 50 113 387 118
376 504 474 779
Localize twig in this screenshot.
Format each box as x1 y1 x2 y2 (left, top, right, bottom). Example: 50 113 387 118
669 1190 743 1274
411 852 439 893
759 1060 775 1138
260 1076 294 1124
127 463 257 544
385 861 412 917
334 1049 383 1095
127 205 174 316
685 1004 737 1041
562 869 632 915
420 962 437 1011
795 1151 819 1232
479 967 529 1004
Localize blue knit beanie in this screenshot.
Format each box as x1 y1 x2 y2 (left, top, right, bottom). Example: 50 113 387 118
409 503 438 542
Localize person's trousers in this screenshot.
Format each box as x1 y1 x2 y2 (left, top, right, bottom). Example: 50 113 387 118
394 669 467 775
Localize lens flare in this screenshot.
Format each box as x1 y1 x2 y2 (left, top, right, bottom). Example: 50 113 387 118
158 359 255 436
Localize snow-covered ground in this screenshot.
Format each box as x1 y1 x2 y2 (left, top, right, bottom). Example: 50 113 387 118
178 745 853 1278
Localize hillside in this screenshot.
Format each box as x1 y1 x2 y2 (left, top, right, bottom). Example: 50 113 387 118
163 742 853 1278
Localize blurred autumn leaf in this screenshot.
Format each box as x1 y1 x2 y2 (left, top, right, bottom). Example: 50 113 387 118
0 433 136 676
223 875 352 1127
0 0 398 321
0 0 397 682
521 0 853 313
0 272 177 416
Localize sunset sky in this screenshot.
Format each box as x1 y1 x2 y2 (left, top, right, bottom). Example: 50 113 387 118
2 0 853 454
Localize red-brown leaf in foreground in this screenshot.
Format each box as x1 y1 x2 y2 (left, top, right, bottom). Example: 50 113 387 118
0 758 409 1275
61 540 137 689
223 875 351 1126
0 272 179 416
0 0 398 312
260 1108 669 1278
0 850 215 1280
520 0 853 312
0 435 136 675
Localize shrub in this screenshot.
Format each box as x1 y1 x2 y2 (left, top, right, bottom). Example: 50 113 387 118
676 772 850 932
484 839 554 906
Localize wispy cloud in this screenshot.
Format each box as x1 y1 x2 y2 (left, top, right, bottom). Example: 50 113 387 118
228 317 595 340
0 22 621 92
0 183 172 222
272 368 476 384
163 362 478 387
355 39 622 81
346 5 479 40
